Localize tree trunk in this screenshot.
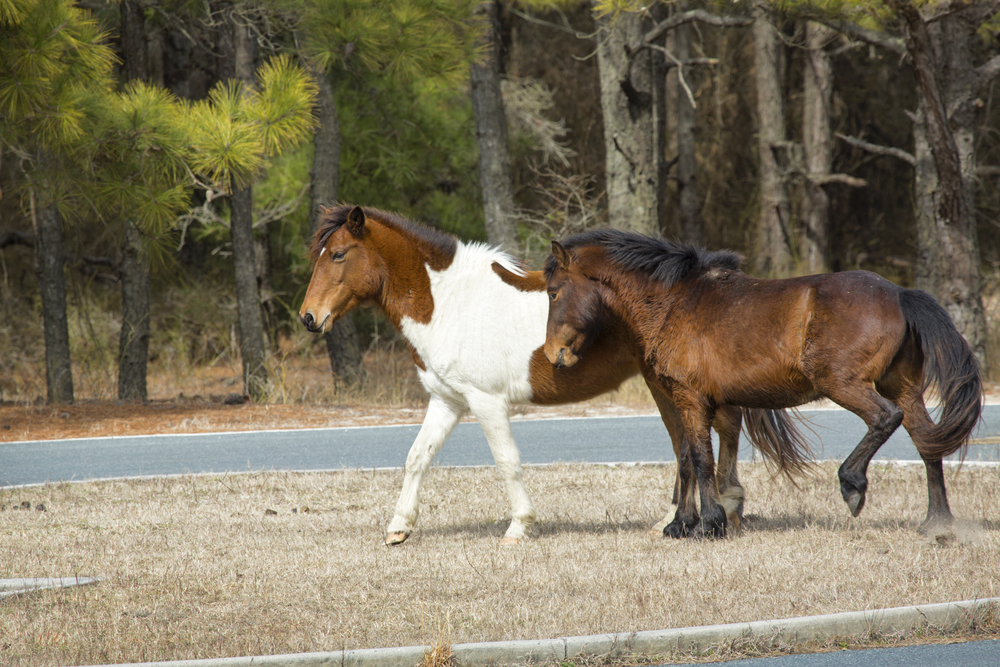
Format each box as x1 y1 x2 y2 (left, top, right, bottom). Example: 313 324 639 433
231 185 269 400
118 221 150 401
674 20 701 245
308 65 364 384
117 0 151 402
220 5 269 400
470 0 518 252
595 8 664 236
891 0 988 371
33 199 74 404
801 21 834 275
752 5 793 277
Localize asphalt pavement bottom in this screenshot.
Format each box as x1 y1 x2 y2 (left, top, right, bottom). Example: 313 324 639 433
711 638 1000 667
86 597 999 667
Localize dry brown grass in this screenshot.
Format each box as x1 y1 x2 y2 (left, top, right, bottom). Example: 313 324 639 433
2 462 999 666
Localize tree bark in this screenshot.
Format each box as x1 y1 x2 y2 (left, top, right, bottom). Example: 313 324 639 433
33 199 74 404
220 5 269 400
470 0 518 251
596 8 664 236
117 0 151 402
752 5 793 277
890 0 988 371
308 64 363 384
801 21 834 275
118 221 150 401
674 20 701 245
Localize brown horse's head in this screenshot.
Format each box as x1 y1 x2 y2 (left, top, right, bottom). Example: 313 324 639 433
543 241 606 369
299 206 380 333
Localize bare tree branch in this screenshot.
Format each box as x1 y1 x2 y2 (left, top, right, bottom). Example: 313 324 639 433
640 9 752 51
811 173 867 187
647 44 698 109
812 18 906 56
835 132 916 165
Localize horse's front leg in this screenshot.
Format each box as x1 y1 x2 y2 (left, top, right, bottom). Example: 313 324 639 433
466 391 537 544
673 397 727 539
385 395 467 545
644 380 698 537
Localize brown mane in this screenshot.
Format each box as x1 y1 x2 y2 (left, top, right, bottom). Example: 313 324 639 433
310 205 458 270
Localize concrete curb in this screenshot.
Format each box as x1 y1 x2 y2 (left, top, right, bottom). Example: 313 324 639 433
0 577 100 600
90 597 1000 667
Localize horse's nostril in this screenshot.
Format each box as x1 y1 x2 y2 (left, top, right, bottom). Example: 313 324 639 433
555 348 566 368
301 312 315 329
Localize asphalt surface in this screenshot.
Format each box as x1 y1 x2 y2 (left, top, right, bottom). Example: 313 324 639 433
2 405 999 487
701 638 1000 666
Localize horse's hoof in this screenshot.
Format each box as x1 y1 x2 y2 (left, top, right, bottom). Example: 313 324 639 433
384 531 409 546
500 536 523 545
663 519 689 539
845 491 865 517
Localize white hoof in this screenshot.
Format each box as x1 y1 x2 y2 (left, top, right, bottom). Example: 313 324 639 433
384 531 409 546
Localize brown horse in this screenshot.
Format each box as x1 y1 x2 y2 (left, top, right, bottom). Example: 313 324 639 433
543 229 982 539
299 205 810 543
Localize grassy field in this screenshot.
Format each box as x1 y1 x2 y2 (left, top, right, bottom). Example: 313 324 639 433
2 462 999 666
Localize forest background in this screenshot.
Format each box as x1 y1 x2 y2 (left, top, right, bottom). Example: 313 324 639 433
2 0 1000 411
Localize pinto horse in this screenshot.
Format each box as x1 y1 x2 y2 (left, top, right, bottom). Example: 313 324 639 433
543 229 983 539
299 205 810 544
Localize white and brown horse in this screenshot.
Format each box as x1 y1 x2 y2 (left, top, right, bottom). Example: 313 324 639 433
299 206 810 544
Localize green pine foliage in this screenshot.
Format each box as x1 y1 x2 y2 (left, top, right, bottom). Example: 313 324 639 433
336 73 483 240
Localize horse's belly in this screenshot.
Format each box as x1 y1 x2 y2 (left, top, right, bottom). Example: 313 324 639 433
717 380 819 410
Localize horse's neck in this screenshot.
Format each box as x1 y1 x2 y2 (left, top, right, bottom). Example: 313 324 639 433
603 272 673 349
370 230 441 329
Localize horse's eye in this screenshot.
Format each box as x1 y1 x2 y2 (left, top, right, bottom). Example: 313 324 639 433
548 292 557 302
331 251 346 261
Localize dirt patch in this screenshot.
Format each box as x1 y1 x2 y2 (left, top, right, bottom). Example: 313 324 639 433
0 392 657 443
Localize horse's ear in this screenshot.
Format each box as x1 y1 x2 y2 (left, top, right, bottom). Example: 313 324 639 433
347 206 366 237
551 241 572 269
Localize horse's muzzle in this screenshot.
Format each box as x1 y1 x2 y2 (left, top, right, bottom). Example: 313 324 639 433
300 311 323 333
545 345 579 369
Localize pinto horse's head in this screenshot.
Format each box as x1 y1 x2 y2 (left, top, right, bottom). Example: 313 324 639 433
543 241 606 369
299 206 379 333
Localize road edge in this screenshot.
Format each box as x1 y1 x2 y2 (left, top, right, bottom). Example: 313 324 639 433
88 596 1000 667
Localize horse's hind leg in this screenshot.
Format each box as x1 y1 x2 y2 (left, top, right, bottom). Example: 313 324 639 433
645 381 699 536
714 406 745 530
386 395 467 545
824 384 903 517
466 390 537 544
877 372 955 532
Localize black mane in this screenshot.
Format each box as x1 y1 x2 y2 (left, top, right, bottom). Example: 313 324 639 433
310 205 457 262
545 228 741 286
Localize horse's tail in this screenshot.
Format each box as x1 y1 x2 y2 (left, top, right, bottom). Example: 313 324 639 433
741 408 814 481
899 289 983 459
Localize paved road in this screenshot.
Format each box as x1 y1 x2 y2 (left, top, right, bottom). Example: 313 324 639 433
699 638 999 666
2 406 999 487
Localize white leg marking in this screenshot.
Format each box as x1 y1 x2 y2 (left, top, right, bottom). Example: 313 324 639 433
385 395 467 544
467 391 536 543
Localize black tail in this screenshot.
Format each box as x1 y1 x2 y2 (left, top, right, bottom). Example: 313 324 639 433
741 408 814 481
899 289 983 459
